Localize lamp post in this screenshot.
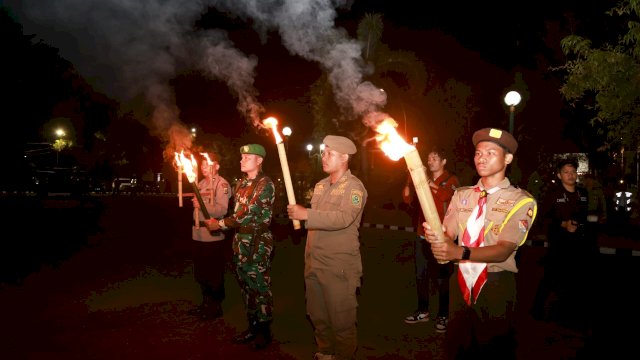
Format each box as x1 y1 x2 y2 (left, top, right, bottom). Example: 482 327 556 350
504 91 521 134
307 143 325 172
282 126 292 151
54 128 66 166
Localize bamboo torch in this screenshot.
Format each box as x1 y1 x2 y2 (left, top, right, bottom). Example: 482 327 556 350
175 152 183 207
263 117 301 230
375 118 448 264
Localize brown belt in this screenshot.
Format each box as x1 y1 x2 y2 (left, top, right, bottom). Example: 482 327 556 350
239 225 268 234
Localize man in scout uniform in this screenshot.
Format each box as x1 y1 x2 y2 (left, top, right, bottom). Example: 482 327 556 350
189 151 231 320
205 144 275 350
423 128 537 359
287 135 368 360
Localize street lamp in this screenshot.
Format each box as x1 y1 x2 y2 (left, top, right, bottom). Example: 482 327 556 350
307 143 325 174
504 91 521 134
191 127 197 138
54 128 66 166
282 126 292 151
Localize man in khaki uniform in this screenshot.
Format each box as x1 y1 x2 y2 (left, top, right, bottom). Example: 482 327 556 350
189 151 231 320
424 128 537 359
288 135 367 360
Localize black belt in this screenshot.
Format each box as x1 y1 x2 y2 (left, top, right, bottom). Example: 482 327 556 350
198 221 221 236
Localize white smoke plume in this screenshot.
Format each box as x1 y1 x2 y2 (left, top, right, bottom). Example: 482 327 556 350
210 0 387 117
6 0 386 152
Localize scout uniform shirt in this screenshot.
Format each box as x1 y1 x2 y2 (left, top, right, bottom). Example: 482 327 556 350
192 175 231 242
443 177 537 273
305 170 367 268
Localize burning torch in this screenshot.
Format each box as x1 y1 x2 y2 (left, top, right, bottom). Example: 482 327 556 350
374 117 448 264
263 117 301 230
175 151 211 220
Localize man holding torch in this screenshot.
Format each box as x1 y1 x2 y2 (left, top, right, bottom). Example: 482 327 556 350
189 151 231 320
423 128 537 359
205 144 275 351
402 147 459 332
287 135 367 360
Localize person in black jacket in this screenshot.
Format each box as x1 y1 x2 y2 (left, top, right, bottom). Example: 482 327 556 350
530 158 596 329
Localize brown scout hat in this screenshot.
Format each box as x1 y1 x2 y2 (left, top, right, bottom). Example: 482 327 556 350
472 128 518 154
323 135 357 155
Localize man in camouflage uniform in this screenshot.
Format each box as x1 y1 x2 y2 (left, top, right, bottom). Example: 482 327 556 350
424 128 537 359
288 135 367 360
206 144 275 350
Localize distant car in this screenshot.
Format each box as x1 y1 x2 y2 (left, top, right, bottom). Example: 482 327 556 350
33 167 90 197
111 177 136 194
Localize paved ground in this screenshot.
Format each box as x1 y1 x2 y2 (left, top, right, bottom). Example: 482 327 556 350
1 195 638 359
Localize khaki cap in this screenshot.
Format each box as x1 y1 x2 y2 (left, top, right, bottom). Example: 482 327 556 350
240 144 266 158
323 135 357 155
472 128 518 154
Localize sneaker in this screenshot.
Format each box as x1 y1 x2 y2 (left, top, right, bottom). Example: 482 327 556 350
435 316 448 332
404 310 429 324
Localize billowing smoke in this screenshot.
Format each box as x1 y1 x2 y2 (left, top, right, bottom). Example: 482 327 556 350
7 0 386 155
210 0 387 117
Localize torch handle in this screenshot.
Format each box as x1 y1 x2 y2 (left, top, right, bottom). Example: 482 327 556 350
191 182 211 220
404 149 449 264
276 142 301 230
178 169 183 207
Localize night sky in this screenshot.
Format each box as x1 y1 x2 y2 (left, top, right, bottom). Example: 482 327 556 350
2 0 623 181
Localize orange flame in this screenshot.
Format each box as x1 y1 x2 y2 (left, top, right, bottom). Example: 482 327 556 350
262 117 283 144
174 150 198 183
200 152 214 165
374 117 415 161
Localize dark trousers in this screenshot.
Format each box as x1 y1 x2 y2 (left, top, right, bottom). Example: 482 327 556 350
415 236 452 317
531 231 597 328
192 239 227 303
445 269 517 360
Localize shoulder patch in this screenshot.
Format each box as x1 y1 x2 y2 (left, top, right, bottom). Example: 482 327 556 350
351 189 363 208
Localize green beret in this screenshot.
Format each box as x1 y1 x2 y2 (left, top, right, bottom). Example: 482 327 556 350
472 128 518 154
323 135 357 155
240 144 266 158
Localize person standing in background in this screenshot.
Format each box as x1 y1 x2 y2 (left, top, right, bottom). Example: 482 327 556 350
206 144 275 350
189 152 231 320
402 147 459 333
530 158 595 330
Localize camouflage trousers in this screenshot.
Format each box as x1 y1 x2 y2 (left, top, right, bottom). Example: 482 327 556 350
232 231 274 323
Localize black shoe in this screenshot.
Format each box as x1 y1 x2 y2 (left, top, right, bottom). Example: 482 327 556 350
232 329 256 344
200 302 223 320
249 321 272 350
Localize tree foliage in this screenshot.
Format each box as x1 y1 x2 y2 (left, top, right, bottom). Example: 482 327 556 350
558 0 640 151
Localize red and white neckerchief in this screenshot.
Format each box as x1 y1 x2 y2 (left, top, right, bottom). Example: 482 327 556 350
458 185 500 305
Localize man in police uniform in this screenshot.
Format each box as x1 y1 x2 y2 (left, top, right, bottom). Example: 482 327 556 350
288 135 367 360
423 128 537 359
205 144 275 350
190 151 231 320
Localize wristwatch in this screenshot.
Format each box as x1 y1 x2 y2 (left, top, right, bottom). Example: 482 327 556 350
461 246 471 260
